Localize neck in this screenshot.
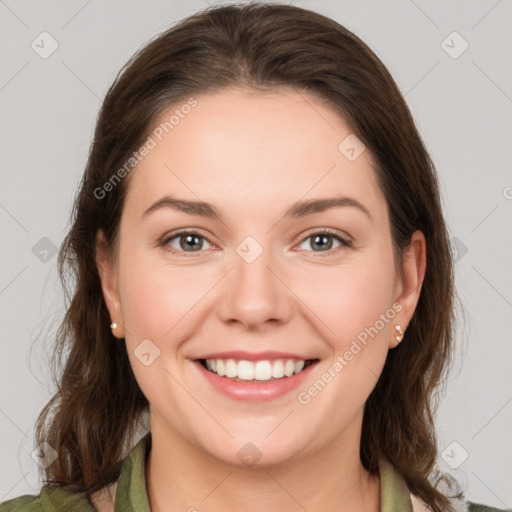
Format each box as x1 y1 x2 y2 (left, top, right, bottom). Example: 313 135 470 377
145 410 381 512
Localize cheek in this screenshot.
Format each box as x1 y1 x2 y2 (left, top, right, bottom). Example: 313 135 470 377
117 245 210 404
293 243 397 407
295 250 397 344
117 243 220 344
118 234 397 347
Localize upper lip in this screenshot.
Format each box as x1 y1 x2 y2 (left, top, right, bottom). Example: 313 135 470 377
194 351 317 361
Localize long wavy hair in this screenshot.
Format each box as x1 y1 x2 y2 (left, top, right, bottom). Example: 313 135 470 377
34 3 459 511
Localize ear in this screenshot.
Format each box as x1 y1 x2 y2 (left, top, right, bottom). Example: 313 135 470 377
95 229 125 338
391 230 426 348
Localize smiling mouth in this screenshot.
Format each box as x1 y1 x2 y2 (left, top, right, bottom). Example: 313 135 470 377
198 358 319 382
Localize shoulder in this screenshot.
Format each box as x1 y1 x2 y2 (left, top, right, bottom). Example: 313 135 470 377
423 466 511 512
0 494 43 511
411 492 511 512
0 485 96 511
467 502 512 512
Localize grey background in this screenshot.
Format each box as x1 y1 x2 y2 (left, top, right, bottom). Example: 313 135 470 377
1 0 511 507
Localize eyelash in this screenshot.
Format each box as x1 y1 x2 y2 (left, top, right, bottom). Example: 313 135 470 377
159 228 353 257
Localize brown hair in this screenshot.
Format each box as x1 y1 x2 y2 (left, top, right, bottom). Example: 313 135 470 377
34 3 459 510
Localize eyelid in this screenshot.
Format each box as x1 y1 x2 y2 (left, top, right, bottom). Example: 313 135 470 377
293 227 353 256
159 228 217 254
298 226 353 244
159 227 353 255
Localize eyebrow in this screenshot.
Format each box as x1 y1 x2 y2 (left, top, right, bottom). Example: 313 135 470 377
142 195 372 222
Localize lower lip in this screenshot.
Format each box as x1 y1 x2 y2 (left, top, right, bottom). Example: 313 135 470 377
193 360 319 401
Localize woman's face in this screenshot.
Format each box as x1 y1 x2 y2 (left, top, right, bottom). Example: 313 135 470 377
97 87 425 467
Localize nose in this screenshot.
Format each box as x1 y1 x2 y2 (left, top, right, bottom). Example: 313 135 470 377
216 241 294 330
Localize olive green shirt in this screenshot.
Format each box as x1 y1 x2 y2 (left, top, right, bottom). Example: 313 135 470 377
0 433 509 511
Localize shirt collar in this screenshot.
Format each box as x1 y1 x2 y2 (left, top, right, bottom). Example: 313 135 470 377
113 432 152 511
114 432 413 512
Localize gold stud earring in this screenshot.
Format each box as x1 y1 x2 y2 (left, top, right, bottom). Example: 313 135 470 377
110 322 118 330
394 324 404 343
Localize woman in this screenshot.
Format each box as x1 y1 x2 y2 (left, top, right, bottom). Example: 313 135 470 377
0 3 508 512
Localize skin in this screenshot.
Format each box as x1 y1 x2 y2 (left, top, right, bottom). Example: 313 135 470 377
96 87 426 512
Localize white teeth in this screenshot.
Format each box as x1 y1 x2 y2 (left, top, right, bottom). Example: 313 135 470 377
294 360 305 373
254 361 272 381
203 358 310 381
216 360 225 377
284 360 295 377
272 360 285 378
225 359 237 378
238 360 254 380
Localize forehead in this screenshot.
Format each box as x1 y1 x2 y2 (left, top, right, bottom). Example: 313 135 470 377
123 87 386 221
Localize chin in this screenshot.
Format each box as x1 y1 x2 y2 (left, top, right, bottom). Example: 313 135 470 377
198 432 308 470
